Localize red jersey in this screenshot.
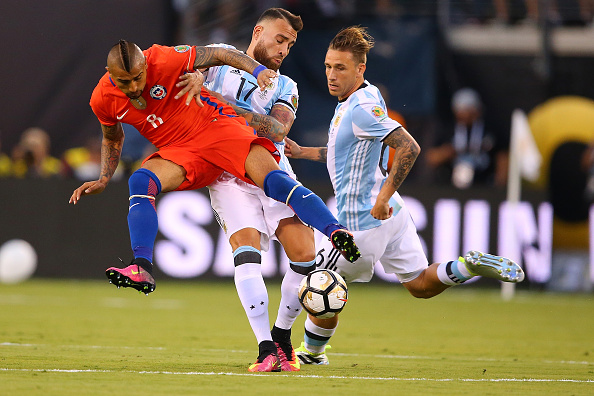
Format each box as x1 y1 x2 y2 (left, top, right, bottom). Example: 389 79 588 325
89 44 279 190
90 44 236 148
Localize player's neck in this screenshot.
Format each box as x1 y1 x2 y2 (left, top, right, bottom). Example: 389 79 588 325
339 77 365 102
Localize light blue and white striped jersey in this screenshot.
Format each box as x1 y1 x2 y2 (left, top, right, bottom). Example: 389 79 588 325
203 44 299 176
327 81 404 231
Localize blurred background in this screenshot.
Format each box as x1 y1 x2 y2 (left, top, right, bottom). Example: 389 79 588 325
1 0 593 293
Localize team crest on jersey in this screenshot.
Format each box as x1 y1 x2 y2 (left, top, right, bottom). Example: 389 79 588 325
259 90 269 100
174 45 191 53
291 94 299 110
150 85 167 100
371 106 385 118
333 112 343 127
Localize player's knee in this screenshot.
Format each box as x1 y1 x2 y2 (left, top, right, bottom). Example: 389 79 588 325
129 168 162 196
229 229 261 251
263 170 298 203
233 246 261 267
287 247 316 263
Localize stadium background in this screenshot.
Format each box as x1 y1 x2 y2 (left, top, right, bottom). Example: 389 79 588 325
0 0 593 291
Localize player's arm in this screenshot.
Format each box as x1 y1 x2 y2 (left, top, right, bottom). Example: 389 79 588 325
235 103 294 142
370 126 420 220
284 137 327 162
193 46 276 90
69 123 124 204
98 123 125 183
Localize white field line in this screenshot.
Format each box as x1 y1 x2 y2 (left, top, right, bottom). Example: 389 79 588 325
0 367 592 383
2 342 593 366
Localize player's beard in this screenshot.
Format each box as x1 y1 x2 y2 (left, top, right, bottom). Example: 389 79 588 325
127 90 143 100
253 41 280 71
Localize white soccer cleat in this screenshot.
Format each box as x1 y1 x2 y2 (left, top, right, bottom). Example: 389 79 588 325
463 251 525 283
295 342 331 365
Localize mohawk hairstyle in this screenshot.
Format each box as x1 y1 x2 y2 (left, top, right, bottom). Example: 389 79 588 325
329 26 374 65
257 7 303 32
118 39 132 72
108 39 143 72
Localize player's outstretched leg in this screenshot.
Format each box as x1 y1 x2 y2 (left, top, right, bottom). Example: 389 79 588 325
263 170 361 262
463 251 525 283
106 257 156 295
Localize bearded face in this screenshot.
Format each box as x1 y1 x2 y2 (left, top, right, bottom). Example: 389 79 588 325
253 40 281 71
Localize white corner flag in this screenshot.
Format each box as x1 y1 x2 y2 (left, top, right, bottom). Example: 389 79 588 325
503 109 542 300
511 109 541 182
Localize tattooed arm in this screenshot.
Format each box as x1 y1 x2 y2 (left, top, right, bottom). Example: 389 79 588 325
69 123 124 204
193 46 276 90
98 123 125 183
232 103 294 142
284 137 327 162
370 126 420 220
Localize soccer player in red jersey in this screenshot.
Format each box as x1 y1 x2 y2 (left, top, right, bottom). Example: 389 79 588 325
68 40 360 301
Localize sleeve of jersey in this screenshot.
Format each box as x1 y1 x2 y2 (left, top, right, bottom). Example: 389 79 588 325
352 102 401 140
273 78 299 117
152 44 197 73
89 85 116 126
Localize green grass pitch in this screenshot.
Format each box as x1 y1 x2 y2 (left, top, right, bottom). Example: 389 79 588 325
0 279 593 395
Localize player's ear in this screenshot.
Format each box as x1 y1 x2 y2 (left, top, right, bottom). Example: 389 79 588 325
357 63 366 76
253 25 263 40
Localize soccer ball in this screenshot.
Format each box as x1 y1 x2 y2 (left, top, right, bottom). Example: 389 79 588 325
298 269 348 319
0 239 37 284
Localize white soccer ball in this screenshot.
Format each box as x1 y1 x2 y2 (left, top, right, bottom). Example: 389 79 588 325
298 269 348 319
0 239 37 284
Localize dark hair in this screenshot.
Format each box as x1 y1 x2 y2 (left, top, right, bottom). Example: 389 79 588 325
329 26 374 64
257 8 303 32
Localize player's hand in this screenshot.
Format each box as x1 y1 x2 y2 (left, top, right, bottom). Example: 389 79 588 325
370 200 393 220
284 137 302 158
175 72 205 107
69 180 107 205
256 68 277 91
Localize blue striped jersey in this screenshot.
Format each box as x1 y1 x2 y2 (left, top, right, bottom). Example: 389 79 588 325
327 81 403 231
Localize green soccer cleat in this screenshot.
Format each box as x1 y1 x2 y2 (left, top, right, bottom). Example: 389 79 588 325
295 342 331 365
463 251 525 283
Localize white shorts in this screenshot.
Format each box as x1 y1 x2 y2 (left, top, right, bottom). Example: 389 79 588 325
316 205 428 283
208 171 297 251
